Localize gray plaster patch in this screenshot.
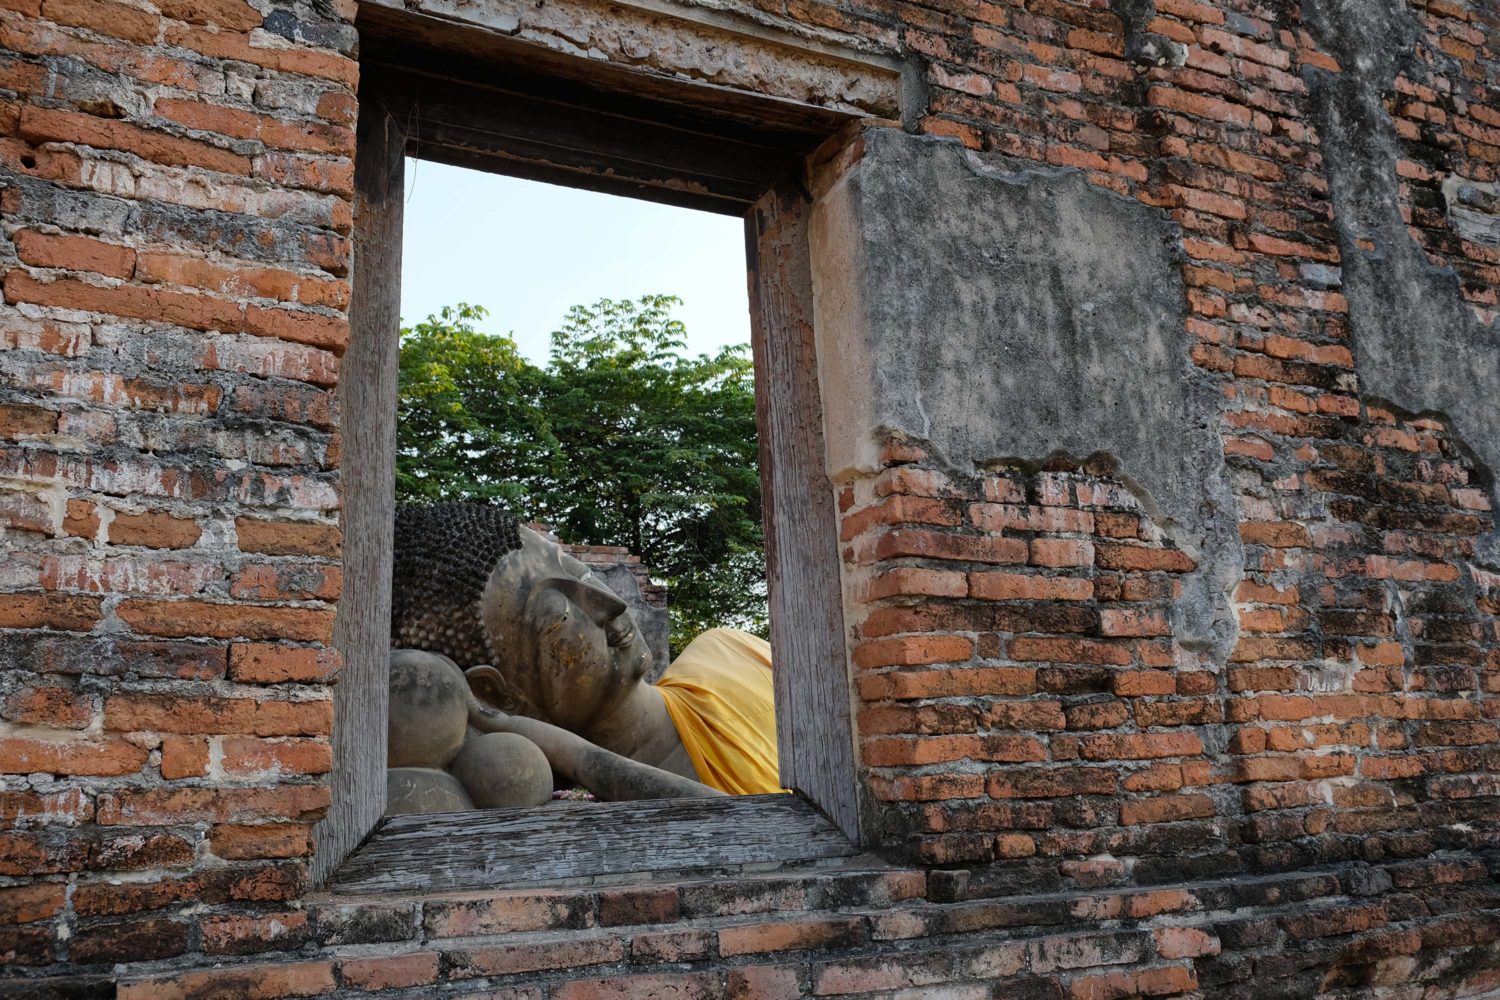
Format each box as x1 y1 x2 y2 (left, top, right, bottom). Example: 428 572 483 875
1108 0 1188 69
811 129 1241 660
1302 0 1500 566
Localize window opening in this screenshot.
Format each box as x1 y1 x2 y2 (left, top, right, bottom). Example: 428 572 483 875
387 162 775 816
316 5 898 884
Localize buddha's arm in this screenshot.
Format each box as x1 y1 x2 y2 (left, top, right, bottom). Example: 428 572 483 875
464 694 724 802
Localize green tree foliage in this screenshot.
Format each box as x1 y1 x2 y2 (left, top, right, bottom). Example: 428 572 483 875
396 297 765 652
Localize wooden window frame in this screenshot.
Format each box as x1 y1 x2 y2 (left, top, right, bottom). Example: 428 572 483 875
314 0 901 887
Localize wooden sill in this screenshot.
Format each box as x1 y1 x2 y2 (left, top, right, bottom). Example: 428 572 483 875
326 794 857 895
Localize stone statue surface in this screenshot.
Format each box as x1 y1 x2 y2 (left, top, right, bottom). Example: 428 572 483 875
386 502 778 814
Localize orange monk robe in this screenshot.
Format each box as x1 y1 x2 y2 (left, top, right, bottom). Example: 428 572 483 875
653 627 782 795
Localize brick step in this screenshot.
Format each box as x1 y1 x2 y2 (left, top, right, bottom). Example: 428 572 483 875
97 855 1500 999
308 857 927 944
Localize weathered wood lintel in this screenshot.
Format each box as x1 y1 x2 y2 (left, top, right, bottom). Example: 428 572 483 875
357 0 902 122
364 62 804 215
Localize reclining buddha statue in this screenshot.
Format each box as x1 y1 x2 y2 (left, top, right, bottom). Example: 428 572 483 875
384 502 779 813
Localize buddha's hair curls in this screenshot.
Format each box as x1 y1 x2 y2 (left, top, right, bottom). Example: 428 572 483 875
390 501 521 668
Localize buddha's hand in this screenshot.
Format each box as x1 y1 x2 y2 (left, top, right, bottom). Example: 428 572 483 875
459 665 524 733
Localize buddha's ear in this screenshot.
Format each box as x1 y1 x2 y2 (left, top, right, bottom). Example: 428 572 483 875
465 665 530 716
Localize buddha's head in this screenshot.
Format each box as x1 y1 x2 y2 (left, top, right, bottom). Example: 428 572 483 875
391 503 652 729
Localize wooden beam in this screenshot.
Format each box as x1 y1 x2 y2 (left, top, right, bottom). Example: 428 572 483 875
367 63 801 213
326 794 857 893
312 91 404 887
746 180 861 841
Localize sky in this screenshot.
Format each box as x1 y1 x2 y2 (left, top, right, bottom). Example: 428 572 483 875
400 159 753 363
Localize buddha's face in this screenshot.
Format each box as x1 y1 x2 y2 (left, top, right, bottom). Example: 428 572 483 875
478 525 653 731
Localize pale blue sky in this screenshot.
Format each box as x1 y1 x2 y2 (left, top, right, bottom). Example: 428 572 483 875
400 159 752 363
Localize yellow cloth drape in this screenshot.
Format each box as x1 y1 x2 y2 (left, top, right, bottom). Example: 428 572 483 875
654 627 781 795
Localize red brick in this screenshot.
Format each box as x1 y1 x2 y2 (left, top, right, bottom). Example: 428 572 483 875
155 0 260 29
1282 904 1388 939
599 886 679 926
863 734 1045 766
860 566 967 600
0 829 92 879
422 891 585 938
2 686 92 728
0 788 93 826
1113 671 1176 696
444 935 625 978
1079 732 1203 760
0 401 58 437
554 973 721 1000
630 928 714 963
0 736 147 776
87 831 194 871
155 99 352 155
0 489 52 532
0 883 66 925
718 916 866 956
115 599 335 642
39 0 159 43
210 822 315 860
1030 538 1095 567
970 571 1092 601
5 272 242 332
339 952 439 991
1010 637 1133 665
97 786 329 826
1095 544 1195 572
989 766 1118 798
1118 793 1215 825
0 593 102 630
235 517 341 556
231 563 342 601
1065 701 1130 730
868 527 1028 565
200 911 312 956
117 961 335 1000
104 693 331 736
107 510 201 548
13 230 135 279
852 635 973 669
1099 608 1170 636
18 105 248 173
63 499 98 538
221 736 332 776
729 965 803 999
857 666 1036 700
136 252 349 310
1069 964 1198 999
870 772 983 801
229 643 342 684
841 495 961 541
243 304 348 353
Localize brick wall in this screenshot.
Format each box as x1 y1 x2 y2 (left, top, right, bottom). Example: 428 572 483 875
2 0 1497 997
842 433 1496 883
0 0 356 978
